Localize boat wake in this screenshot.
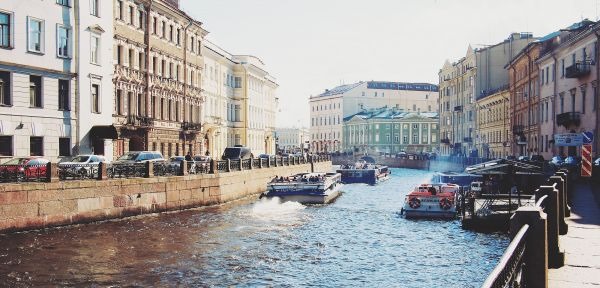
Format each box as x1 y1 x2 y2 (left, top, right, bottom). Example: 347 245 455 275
251 197 306 219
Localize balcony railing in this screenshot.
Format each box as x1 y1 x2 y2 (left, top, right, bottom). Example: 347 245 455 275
565 62 591 78
126 115 154 128
512 125 524 135
182 121 201 132
556 112 581 127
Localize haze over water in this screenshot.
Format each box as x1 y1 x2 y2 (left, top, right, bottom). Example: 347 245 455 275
0 168 507 287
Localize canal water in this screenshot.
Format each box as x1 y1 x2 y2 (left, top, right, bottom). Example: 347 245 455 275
0 168 508 287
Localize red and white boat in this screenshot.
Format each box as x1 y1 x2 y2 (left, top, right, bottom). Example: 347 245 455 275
401 183 460 219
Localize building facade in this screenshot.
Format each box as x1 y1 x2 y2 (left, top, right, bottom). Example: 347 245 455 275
439 33 535 157
0 0 114 161
112 0 206 159
202 41 278 157
342 108 439 154
537 20 600 159
475 89 511 159
275 127 309 153
507 42 541 157
309 81 438 153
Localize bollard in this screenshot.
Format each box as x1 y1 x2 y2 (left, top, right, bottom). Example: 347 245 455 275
548 175 568 234
555 171 571 217
179 160 188 176
510 207 548 288
97 162 108 180
226 159 231 172
211 159 218 174
46 162 59 183
537 185 565 268
144 161 153 178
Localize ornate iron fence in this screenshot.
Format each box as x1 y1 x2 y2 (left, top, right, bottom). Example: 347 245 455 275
216 160 228 172
0 164 47 182
107 163 147 178
269 158 276 166
58 163 99 180
276 157 283 166
230 159 241 171
241 159 252 170
187 161 210 174
252 158 260 168
482 224 529 288
153 162 178 176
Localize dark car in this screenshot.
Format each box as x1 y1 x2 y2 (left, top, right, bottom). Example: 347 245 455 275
222 147 252 160
113 151 165 164
530 155 545 162
594 157 600 167
167 156 186 171
517 155 530 162
549 156 564 167
505 155 517 161
563 156 580 167
0 157 50 182
258 154 275 159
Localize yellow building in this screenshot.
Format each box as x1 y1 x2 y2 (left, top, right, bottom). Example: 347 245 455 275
476 89 511 159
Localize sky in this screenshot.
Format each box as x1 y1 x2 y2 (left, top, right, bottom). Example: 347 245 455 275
181 0 600 128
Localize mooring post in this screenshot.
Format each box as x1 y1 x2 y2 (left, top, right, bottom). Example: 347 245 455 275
548 175 568 234
180 160 188 176
210 160 218 175
46 162 59 183
509 207 548 288
226 159 231 172
538 185 565 268
144 162 153 178
555 171 571 217
97 162 108 180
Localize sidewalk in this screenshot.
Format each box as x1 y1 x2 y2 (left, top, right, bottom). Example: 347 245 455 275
548 181 600 287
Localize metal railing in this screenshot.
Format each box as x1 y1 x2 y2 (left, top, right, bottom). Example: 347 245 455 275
0 164 48 182
187 161 210 174
58 163 99 180
241 159 252 170
107 163 147 179
482 224 529 288
230 159 241 171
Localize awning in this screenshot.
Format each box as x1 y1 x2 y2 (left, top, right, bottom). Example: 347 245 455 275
90 125 118 139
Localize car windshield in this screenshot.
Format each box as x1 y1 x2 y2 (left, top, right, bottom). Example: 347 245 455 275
223 148 240 158
4 158 29 165
71 156 90 163
118 153 139 161
170 157 184 161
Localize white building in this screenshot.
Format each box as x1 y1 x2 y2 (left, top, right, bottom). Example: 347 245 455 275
202 40 278 156
276 127 309 153
0 0 111 161
309 81 438 153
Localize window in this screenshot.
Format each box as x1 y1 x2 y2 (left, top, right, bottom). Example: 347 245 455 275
403 135 408 144
28 17 44 53
30 137 43 156
59 137 70 156
90 34 100 64
138 10 144 29
561 59 565 77
128 48 134 67
29 75 42 108
58 79 69 110
161 21 166 38
0 136 12 156
234 77 242 88
0 71 10 106
139 52 144 71
582 89 586 114
545 67 549 84
137 93 143 116
176 28 180 45
127 92 133 115
560 95 564 113
128 6 134 25
90 0 99 16
56 0 69 6
91 83 99 113
117 0 123 20
152 17 157 34
116 89 123 115
412 134 419 143
0 12 11 48
117 45 123 65
169 25 173 42
234 105 241 121
56 25 70 58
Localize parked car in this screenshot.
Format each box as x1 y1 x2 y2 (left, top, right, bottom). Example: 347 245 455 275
517 155 530 162
190 155 211 174
529 155 545 162
0 157 49 182
222 147 252 160
594 157 600 167
563 156 580 168
549 156 564 168
505 155 517 161
167 156 186 171
58 155 107 179
113 151 165 164
258 154 275 159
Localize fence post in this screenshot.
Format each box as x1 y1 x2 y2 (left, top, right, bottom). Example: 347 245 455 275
249 159 253 170
180 160 188 176
259 158 263 169
211 160 218 175
510 207 548 288
240 159 244 171
226 159 231 172
548 175 568 235
537 185 565 268
144 162 153 178
97 162 108 180
274 157 279 167
555 171 571 217
310 155 315 172
46 162 59 183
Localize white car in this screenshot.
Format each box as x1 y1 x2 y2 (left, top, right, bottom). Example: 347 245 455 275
59 155 108 179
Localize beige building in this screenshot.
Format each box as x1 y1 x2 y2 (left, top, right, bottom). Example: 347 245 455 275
202 41 278 157
112 0 206 158
476 89 511 158
275 127 309 153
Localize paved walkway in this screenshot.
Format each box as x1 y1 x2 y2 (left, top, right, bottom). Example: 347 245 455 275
548 181 600 288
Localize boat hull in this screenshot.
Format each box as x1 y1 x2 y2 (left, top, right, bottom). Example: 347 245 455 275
262 184 342 204
336 167 390 185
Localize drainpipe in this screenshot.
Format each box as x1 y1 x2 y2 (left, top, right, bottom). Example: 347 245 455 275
74 1 81 154
509 64 517 157
551 54 558 156
182 18 193 154
144 0 153 149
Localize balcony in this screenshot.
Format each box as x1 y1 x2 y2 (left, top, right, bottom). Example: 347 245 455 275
512 125 524 135
463 137 473 143
441 138 451 144
454 105 463 112
181 122 201 132
556 112 581 127
126 115 154 128
565 62 591 78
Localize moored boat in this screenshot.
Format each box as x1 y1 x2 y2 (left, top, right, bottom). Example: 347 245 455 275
401 183 460 219
260 172 342 204
336 160 390 185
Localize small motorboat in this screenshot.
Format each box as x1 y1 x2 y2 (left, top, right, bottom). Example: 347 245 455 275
401 183 460 219
260 172 343 204
336 160 390 185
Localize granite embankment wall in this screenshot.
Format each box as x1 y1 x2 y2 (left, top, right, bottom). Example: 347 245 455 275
0 161 331 233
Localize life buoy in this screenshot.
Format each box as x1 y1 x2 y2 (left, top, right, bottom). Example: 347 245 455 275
439 197 452 210
408 197 421 209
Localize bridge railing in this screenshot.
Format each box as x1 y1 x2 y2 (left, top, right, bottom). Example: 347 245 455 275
482 170 570 288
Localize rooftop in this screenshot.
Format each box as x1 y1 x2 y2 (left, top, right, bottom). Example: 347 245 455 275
344 107 438 122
